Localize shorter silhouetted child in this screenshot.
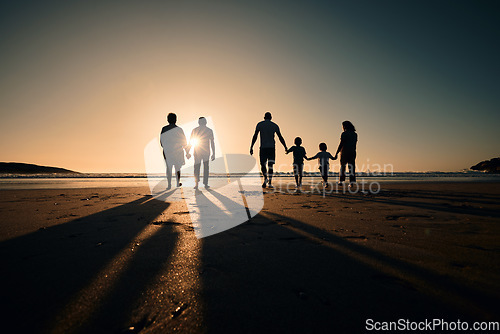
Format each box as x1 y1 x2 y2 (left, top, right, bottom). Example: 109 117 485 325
286 137 307 188
306 142 336 187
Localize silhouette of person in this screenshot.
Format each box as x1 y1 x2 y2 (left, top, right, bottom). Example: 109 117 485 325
306 142 336 188
250 112 287 188
334 120 357 185
160 113 190 189
286 137 307 189
187 117 215 189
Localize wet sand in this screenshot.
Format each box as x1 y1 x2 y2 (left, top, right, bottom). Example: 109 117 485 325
1 182 499 333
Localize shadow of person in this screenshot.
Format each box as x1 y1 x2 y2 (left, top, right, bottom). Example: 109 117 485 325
197 211 491 333
73 217 182 333
325 189 500 218
191 189 250 238
264 210 500 318
207 188 251 220
0 195 173 333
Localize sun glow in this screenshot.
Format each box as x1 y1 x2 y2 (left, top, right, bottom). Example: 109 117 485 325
190 137 199 148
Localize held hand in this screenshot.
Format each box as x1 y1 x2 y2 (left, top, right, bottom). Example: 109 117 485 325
250 148 253 156
186 153 191 159
211 154 215 161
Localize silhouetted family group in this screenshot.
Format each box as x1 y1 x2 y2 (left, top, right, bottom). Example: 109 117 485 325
250 112 357 191
160 111 357 191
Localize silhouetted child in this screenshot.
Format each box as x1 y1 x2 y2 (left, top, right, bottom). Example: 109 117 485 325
286 137 307 188
306 142 336 187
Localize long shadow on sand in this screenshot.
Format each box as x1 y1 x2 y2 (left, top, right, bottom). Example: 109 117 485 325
3 185 498 333
375 188 500 206
198 205 499 333
322 188 500 218
0 193 175 333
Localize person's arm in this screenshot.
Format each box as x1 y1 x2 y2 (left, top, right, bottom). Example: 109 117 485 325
159 131 165 160
335 134 344 159
306 153 318 161
276 126 287 152
159 128 164 148
286 146 293 154
186 129 194 155
210 130 215 161
329 153 336 160
250 126 259 155
183 130 191 159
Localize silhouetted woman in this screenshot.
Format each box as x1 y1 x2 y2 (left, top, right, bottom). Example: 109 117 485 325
160 113 190 189
334 121 357 185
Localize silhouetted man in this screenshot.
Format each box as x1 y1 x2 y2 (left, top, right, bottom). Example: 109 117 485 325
160 113 190 189
250 112 287 188
188 117 215 189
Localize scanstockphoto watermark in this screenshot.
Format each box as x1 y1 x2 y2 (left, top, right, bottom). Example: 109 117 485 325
144 116 265 239
278 179 381 195
269 160 395 195
365 318 500 332
145 116 393 239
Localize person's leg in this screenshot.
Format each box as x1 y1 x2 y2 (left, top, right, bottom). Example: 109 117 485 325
194 156 201 188
298 164 303 186
349 157 356 183
166 163 173 189
268 161 274 187
203 157 210 187
319 166 326 186
322 168 328 184
260 163 268 179
293 164 299 186
174 165 182 187
339 160 347 183
267 148 276 187
259 149 268 187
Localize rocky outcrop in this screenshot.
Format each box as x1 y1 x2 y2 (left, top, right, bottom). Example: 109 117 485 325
0 162 79 174
470 158 500 173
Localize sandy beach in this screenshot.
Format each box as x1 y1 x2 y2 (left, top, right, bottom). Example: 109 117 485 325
1 181 499 333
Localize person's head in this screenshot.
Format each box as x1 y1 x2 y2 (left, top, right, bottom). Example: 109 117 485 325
294 137 302 146
264 112 272 120
342 120 356 132
198 117 207 126
167 113 177 125
319 142 327 151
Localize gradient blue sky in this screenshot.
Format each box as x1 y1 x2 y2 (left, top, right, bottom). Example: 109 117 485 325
1 0 499 172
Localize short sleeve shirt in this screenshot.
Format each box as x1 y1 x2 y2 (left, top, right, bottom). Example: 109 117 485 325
191 126 214 157
288 146 307 164
256 120 280 148
340 131 357 154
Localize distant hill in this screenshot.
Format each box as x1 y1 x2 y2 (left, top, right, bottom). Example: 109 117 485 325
0 162 80 174
470 157 500 174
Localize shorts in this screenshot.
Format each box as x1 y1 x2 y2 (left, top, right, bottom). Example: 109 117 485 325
319 165 329 177
259 147 276 166
293 163 304 176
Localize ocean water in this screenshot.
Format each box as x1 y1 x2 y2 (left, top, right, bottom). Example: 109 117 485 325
0 172 499 190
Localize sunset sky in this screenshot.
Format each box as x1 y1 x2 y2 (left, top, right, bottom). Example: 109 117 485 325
1 1 499 173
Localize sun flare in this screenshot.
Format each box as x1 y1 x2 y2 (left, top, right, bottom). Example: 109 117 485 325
190 137 199 148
